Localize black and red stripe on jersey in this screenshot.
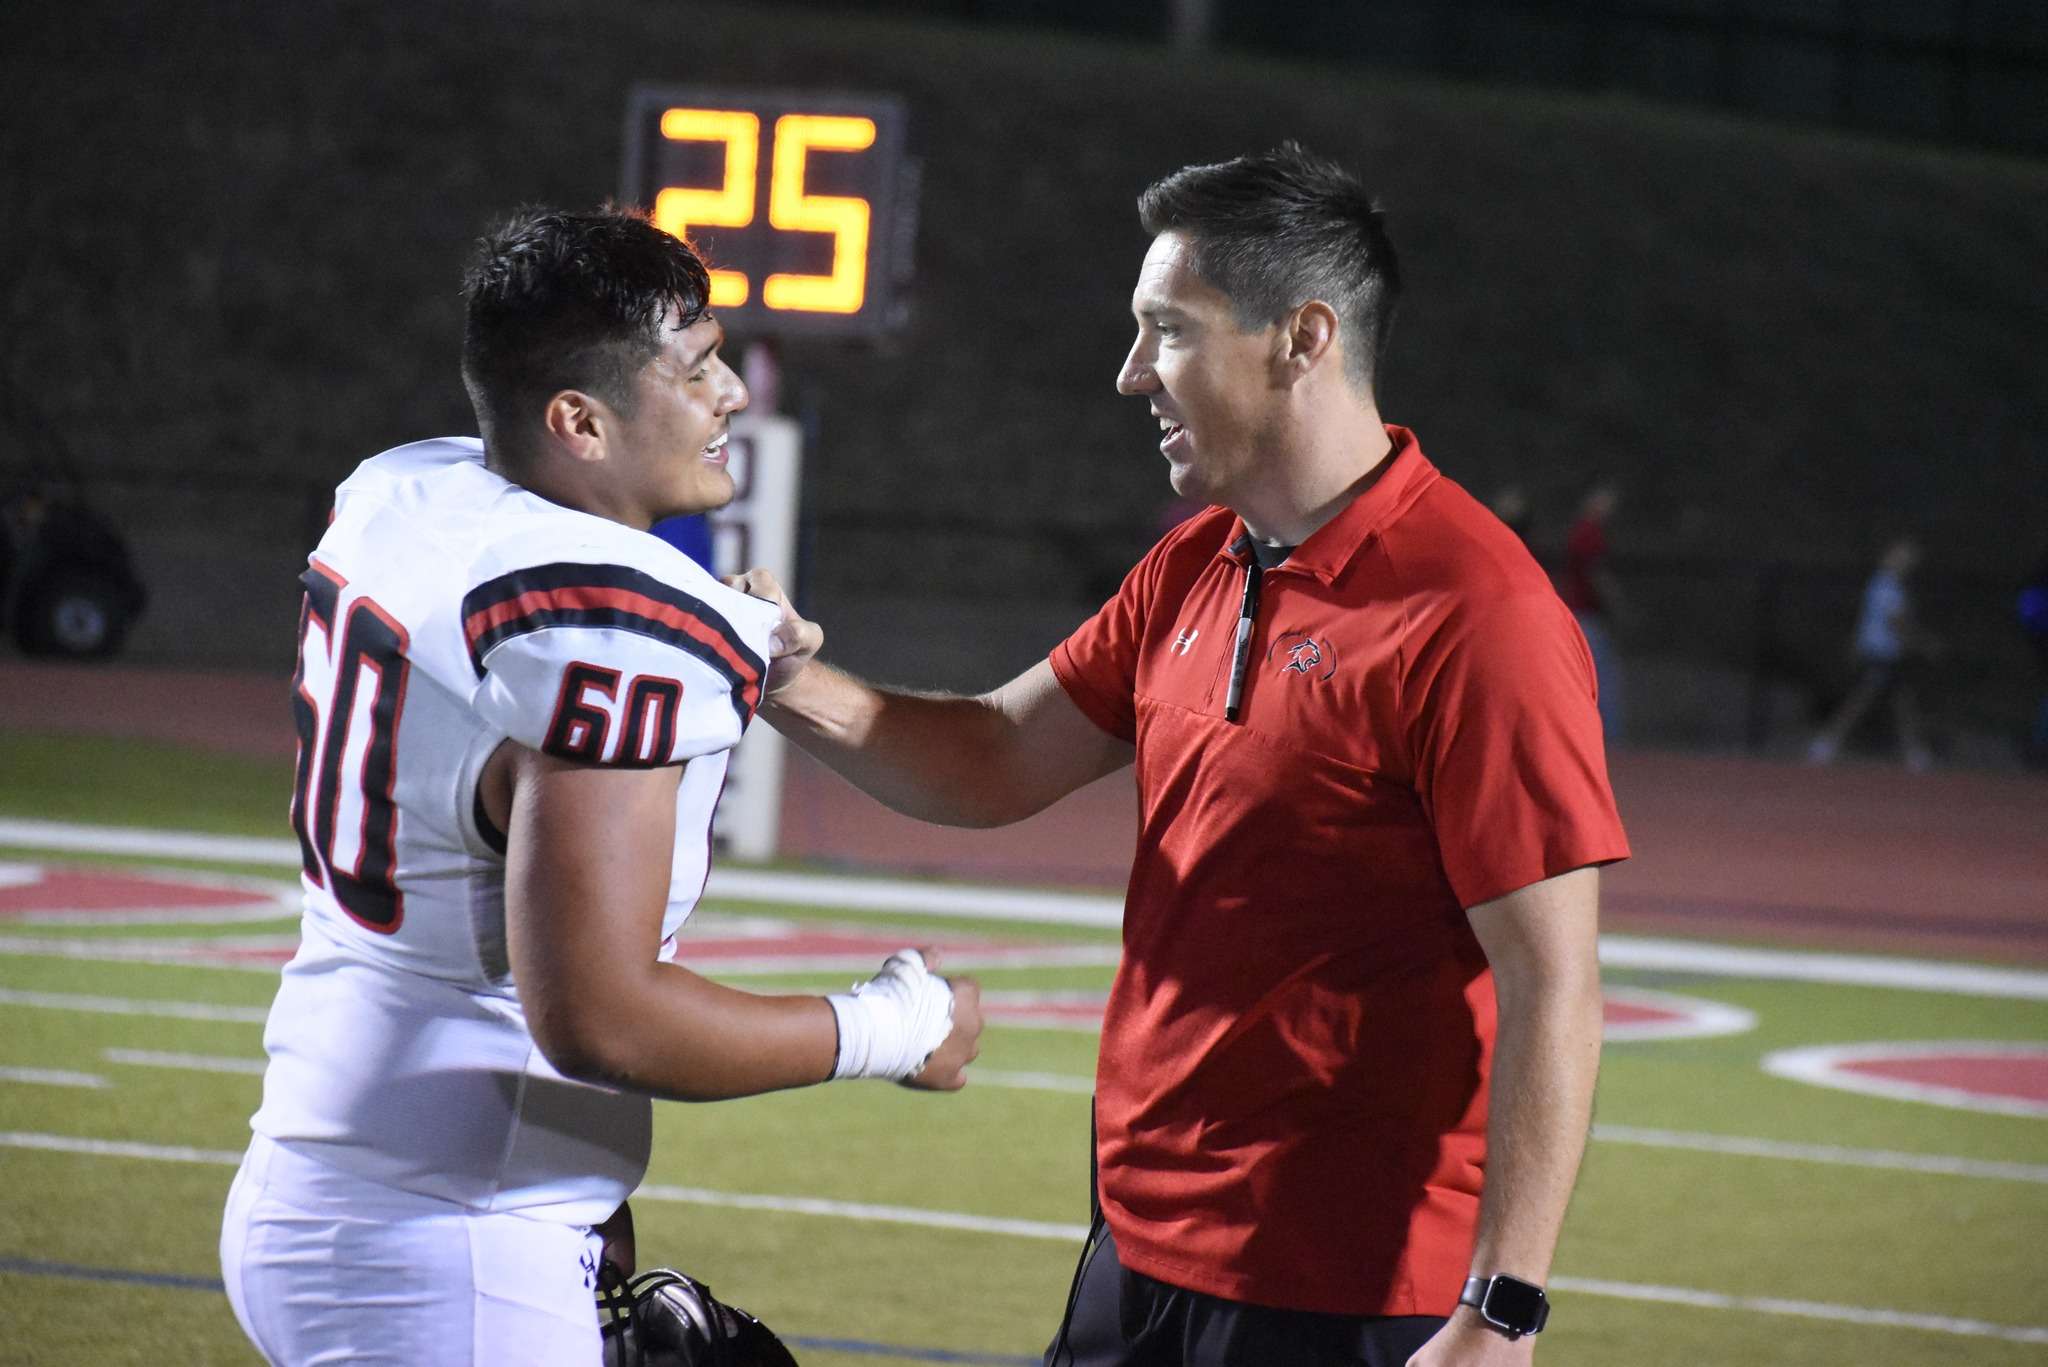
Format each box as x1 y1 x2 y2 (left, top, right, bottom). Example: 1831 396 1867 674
460 562 766 725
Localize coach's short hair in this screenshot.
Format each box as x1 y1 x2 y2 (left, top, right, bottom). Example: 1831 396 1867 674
1137 143 1401 395
460 207 711 464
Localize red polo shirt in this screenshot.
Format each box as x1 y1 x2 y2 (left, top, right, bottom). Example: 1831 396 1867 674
1050 427 1628 1316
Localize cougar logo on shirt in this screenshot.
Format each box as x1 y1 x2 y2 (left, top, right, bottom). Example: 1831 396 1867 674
1270 630 1337 682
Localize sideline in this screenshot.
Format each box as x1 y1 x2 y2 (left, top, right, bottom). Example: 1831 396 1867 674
4 817 2046 999
64 1036 2048 1183
1 1129 2044 1346
0 1257 1039 1366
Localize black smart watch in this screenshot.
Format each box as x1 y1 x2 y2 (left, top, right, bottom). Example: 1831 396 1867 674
1459 1274 1550 1340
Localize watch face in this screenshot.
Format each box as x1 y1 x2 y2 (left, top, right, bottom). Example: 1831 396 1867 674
1482 1276 1548 1333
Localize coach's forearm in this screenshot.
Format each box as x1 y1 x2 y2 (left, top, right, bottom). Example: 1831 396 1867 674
1464 869 1605 1287
762 661 1037 827
1468 963 1601 1284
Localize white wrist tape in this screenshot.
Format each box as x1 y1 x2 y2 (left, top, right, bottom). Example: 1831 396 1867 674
827 948 956 1081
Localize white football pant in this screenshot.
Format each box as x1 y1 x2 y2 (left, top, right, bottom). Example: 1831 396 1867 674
221 1134 604 1365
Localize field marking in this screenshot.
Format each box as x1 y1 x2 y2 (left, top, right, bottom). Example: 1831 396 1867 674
1548 1276 2048 1345
0 822 304 869
10 904 292 927
0 987 268 1023
1598 936 2048 1001
26 1007 2048 1183
688 945 1124 976
0 1255 231 1293
4 817 2045 999
0 1127 2042 1344
1590 1124 2048 1183
633 1182 1088 1242
0 1066 107 1089
104 1048 265 1075
1599 986 1756 1042
0 1259 1042 1367
0 933 297 968
967 1069 1096 1094
0 1131 244 1165
1763 1041 2048 1119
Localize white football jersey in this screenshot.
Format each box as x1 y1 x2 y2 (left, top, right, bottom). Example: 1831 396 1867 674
249 437 779 1225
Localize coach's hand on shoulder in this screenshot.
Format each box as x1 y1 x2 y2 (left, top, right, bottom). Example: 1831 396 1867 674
905 949 983 1093
725 568 821 695
1405 1311 1536 1367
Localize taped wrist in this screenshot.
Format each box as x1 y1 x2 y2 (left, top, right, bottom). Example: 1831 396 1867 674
827 948 956 1081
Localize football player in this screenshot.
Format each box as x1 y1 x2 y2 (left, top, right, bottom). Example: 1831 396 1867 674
219 207 982 1365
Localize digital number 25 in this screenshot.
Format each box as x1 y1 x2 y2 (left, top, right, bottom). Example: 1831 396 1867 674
652 109 875 315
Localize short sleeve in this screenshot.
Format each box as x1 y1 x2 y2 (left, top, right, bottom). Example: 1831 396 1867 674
1049 552 1160 744
1404 591 1629 908
460 561 770 767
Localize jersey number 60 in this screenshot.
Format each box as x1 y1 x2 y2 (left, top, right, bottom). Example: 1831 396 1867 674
290 565 408 933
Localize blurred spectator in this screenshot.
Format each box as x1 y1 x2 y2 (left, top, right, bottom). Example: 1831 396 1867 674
2022 546 2048 769
1488 483 1533 546
1559 480 1627 741
1807 537 1937 771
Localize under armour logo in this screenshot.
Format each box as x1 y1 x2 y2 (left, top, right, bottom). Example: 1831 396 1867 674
1172 628 1200 656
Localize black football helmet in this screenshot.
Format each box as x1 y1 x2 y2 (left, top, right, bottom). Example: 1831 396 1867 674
597 1263 799 1367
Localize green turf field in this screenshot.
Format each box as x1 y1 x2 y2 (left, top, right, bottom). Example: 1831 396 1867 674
2 731 2044 1365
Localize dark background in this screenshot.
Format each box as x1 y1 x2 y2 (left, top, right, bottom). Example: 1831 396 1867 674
2 0 2043 755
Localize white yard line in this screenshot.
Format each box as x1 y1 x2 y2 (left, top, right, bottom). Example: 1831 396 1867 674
1589 1123 2048 1184
0 822 303 868
1547 1276 2048 1345
632 1182 1089 1241
50 1034 2048 1187
4 817 2044 999
0 987 269 1023
103 1048 265 1076
0 934 297 966
0 1126 2041 1344
15 905 293 927
962 1069 1097 1094
0 1132 244 1165
1598 936 2048 1001
0 1067 107 1089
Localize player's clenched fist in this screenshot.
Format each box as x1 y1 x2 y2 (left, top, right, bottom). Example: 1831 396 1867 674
909 960 982 1092
826 948 981 1090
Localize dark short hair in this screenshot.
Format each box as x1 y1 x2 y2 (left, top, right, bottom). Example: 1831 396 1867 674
1137 142 1400 394
460 207 711 464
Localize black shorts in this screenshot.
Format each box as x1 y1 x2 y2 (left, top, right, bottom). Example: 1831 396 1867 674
1044 1227 1445 1367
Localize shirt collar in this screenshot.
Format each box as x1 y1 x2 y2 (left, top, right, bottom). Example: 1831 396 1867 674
1218 425 1437 584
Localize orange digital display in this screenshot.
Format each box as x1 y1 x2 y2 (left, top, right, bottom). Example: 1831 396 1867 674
623 88 911 337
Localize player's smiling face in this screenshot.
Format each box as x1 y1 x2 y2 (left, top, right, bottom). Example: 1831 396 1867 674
1117 231 1283 510
606 312 748 526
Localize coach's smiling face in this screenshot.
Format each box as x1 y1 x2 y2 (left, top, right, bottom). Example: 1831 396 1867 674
1116 230 1287 514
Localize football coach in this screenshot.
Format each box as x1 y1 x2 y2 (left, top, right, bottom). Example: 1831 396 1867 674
737 143 1629 1367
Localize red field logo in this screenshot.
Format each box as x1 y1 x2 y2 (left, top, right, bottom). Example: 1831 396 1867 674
0 862 294 926
1763 1042 2048 1118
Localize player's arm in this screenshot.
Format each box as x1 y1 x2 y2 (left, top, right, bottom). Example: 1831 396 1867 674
731 569 1132 828
496 744 981 1100
1409 865 1603 1365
